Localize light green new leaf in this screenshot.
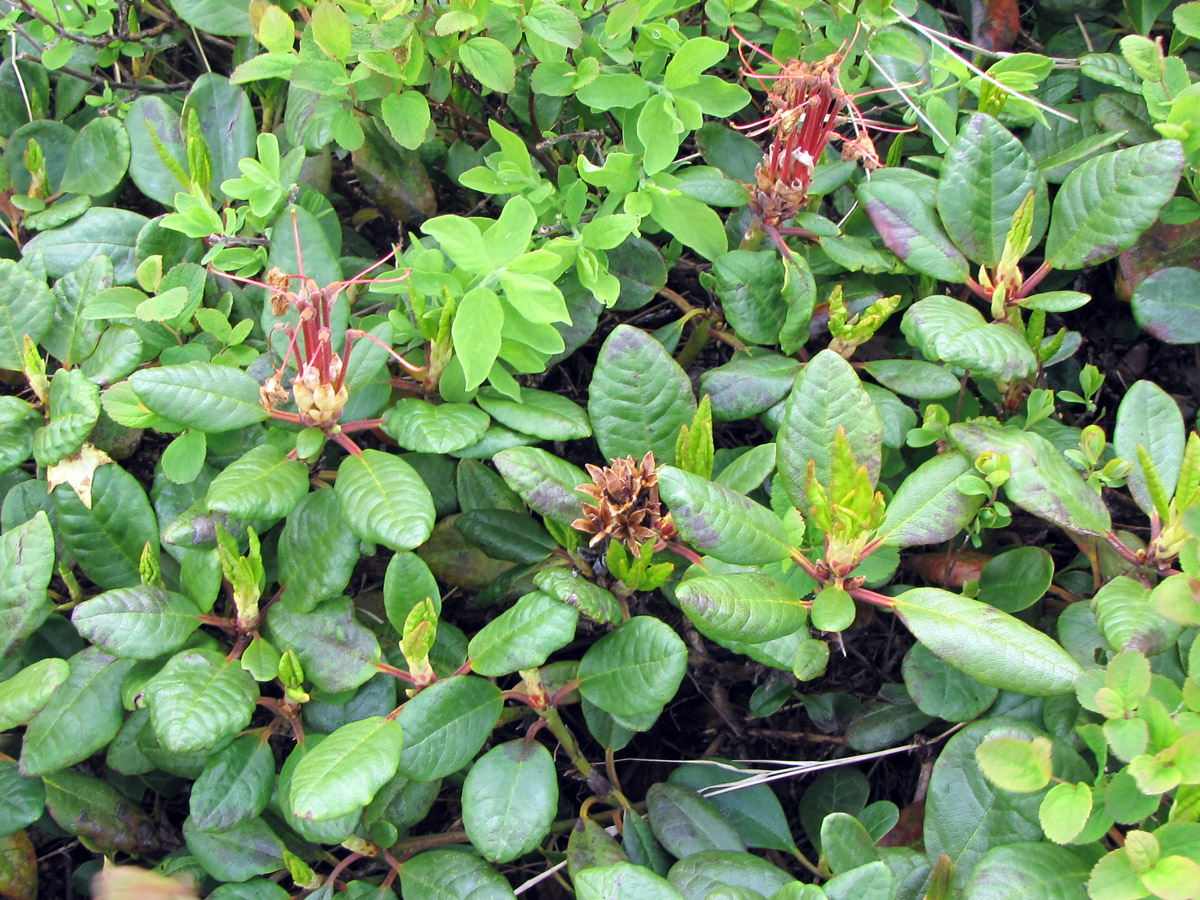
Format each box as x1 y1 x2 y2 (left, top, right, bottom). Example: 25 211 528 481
452 287 504 391
290 716 403 822
335 449 435 551
578 617 688 716
206 443 309 519
381 90 431 150
676 573 807 644
20 647 134 776
130 362 269 432
0 259 54 371
648 190 728 261
0 511 54 658
1044 141 1184 269
463 740 558 863
892 588 1083 695
459 37 516 92
659 466 790 565
777 349 882 508
937 113 1049 266
145 648 259 753
588 325 696 465
949 423 1111 536
1093 576 1182 655
1114 380 1185 518
396 676 503 781
0 658 69 731
876 453 984 547
468 590 579 677
71 585 201 659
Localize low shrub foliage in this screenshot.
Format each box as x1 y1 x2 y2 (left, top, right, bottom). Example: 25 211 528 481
2 0 1200 898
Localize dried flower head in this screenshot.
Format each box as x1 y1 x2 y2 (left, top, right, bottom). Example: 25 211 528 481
572 452 667 554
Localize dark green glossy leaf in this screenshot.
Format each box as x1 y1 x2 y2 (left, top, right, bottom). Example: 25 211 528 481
400 849 516 900
206 444 309 518
493 446 591 528
131 362 270 432
334 449 435 551
0 658 68 731
396 676 503 781
675 573 806 644
0 511 54 658
145 648 258 752
0 259 54 371
54 465 158 590
876 453 984 548
190 733 276 831
291 716 403 822
1132 267 1200 344
659 467 790 565
22 208 147 283
468 590 579 676
647 783 745 858
977 547 1055 613
578 617 688 716
264 597 380 693
668 761 797 852
278 487 360 613
71 585 201 659
183 816 285 883
667 850 796 900
902 642 998 722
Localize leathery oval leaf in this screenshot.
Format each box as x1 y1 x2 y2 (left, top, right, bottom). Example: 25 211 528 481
396 675 503 781
658 466 791 565
462 740 559 863
71 585 201 659
676 573 807 644
577 617 688 716
335 449 436 551
892 588 1083 696
290 716 404 822
144 648 259 753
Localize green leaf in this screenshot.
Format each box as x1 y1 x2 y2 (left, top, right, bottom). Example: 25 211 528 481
310 2 351 60
60 116 130 197
1044 142 1184 269
145 648 259 752
577 863 686 900
0 658 69 732
278 488 360 613
476 387 591 441
42 256 111 367
452 287 504 391
165 0 252 36
648 783 745 858
21 208 147 283
291 716 403 821
468 590 579 676
463 740 558 863
876 453 983 548
0 759 44 835
903 642 998 722
664 36 729 89
0 511 54 659
34 369 100 466
901 296 1037 382
777 349 882 507
937 113 1049 266
862 359 960 400
0 398 39 474
190 734 276 832
382 399 490 454
1114 380 1185 518
676 573 806 645
130 362 270 432
400 850 515 900
264 597 380 693
666 850 796 898
578 617 688 716
588 325 696 465
380 90 431 150
493 447 591 527
206 444 309 519
857 173 969 282
183 816 285 883
648 190 728 261
125 97 187 205
19 647 134 776
41 769 156 855
459 37 516 93
978 547 1055 613
0 259 54 371
1039 783 1093 845
949 423 1112 536
892 588 1083 695
522 6 581 48
54 465 158 590
1093 576 1182 655
659 467 790 565
71 586 201 659
668 762 797 852
535 569 623 624
975 735 1053 792
962 842 1096 900
396 676 503 781
1132 267 1200 344
335 449 435 551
